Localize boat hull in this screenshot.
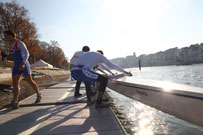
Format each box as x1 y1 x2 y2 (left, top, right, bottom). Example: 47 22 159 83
107 77 203 127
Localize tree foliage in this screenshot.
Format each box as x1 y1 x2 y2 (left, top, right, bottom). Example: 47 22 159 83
38 40 69 69
0 1 69 69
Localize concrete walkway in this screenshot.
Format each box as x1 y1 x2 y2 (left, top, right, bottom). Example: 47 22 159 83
0 80 127 135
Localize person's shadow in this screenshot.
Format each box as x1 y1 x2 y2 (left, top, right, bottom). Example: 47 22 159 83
0 87 122 135
31 104 120 135
0 92 86 135
0 105 58 135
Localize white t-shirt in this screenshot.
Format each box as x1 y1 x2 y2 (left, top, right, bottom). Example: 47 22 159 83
75 51 126 73
70 51 86 64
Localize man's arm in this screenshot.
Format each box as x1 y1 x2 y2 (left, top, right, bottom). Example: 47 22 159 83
18 41 29 63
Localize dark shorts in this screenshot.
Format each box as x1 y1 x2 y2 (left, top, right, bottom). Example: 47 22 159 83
12 63 31 75
71 65 99 82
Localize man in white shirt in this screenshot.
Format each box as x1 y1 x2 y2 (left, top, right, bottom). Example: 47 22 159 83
92 50 114 91
70 46 90 97
71 51 132 107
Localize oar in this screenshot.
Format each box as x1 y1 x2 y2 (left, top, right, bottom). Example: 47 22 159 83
32 70 53 78
109 72 132 80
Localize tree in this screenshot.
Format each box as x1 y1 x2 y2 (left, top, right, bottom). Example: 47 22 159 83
0 1 40 63
38 41 50 61
0 1 69 68
38 41 69 69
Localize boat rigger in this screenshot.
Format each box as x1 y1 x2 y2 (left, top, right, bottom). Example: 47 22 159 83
107 74 203 127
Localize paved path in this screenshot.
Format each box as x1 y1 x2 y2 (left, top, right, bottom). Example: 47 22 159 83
0 80 126 135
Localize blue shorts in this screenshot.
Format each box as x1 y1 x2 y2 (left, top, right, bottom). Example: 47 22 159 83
71 65 99 82
12 63 31 75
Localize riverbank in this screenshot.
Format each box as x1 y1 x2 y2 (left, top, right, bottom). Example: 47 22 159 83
0 66 70 85
105 91 133 135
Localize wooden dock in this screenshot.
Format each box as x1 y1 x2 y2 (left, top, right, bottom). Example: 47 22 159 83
0 80 127 135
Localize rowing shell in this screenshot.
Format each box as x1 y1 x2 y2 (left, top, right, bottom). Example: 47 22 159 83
107 74 203 127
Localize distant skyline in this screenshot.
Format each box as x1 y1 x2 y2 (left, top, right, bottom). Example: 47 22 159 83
2 0 203 60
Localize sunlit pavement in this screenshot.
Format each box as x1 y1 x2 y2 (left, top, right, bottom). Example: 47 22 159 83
0 80 126 135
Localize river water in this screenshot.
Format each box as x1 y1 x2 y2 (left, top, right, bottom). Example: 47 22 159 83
107 64 203 135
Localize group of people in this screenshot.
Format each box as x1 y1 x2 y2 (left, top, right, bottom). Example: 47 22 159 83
2 29 131 109
70 46 132 107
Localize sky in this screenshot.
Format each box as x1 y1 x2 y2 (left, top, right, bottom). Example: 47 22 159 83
1 0 203 60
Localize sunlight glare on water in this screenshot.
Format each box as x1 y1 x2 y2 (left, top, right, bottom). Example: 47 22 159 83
109 64 203 135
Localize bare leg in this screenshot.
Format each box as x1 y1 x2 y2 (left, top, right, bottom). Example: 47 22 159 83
12 75 21 103
24 75 41 96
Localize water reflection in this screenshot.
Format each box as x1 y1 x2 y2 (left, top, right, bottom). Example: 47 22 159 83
109 90 170 135
108 88 203 135
130 102 168 135
136 112 154 135
109 65 203 134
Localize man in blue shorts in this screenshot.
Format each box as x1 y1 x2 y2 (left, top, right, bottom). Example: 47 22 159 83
70 46 90 97
3 30 42 109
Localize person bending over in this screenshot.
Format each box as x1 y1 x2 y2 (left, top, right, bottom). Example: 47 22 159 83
71 51 132 107
70 46 90 97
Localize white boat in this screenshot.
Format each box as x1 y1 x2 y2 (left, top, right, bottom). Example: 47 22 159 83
107 74 203 127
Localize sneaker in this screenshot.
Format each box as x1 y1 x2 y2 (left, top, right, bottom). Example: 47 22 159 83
9 100 15 107
35 94 42 104
95 102 110 108
74 93 82 97
13 102 19 109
